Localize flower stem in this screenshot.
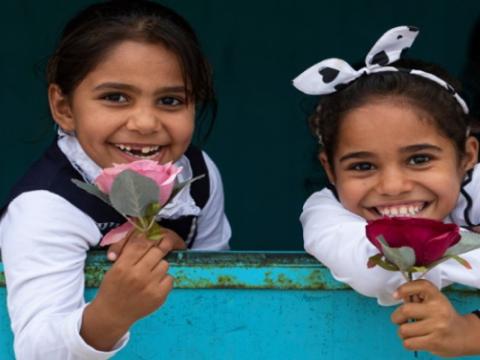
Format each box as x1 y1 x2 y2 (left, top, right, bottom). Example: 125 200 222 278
407 272 418 358
146 215 157 231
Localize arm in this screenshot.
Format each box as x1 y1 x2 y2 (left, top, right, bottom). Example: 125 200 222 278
81 230 174 351
391 279 480 357
190 151 231 250
0 191 127 359
301 189 444 305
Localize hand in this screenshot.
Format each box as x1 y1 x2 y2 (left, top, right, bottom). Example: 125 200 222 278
107 227 186 261
81 230 176 350
391 279 478 357
470 225 480 233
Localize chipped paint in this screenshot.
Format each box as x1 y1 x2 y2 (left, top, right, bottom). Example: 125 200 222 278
3 251 479 293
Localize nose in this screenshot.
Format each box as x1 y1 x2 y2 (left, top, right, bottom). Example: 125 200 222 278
126 106 161 135
375 166 414 196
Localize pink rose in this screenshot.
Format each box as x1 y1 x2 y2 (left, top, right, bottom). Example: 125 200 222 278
95 160 182 206
366 217 461 266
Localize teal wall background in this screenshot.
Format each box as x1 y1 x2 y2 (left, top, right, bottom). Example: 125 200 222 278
1 1 480 250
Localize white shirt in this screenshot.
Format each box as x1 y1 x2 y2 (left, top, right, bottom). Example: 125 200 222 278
301 164 480 306
0 136 231 359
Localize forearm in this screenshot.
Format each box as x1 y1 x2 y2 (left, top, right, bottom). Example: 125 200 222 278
80 300 131 352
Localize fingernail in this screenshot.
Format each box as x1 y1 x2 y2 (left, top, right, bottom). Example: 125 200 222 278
393 291 399 299
107 252 117 261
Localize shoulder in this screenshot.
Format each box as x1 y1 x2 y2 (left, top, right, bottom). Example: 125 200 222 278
301 187 364 225
183 146 222 178
1 190 101 249
179 147 224 198
302 187 347 213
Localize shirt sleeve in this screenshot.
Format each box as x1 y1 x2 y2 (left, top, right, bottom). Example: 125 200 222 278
451 163 480 227
0 191 129 360
301 188 444 306
190 151 231 250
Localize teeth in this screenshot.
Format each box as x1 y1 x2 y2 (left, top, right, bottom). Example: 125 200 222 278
117 144 131 151
141 146 159 154
115 144 160 157
377 203 424 217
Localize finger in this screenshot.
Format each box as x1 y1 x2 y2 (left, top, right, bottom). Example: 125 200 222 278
162 228 186 250
395 279 438 301
156 275 174 303
136 246 168 272
403 334 436 353
107 228 134 261
151 260 170 280
397 318 434 340
155 235 176 257
391 303 430 324
116 232 156 266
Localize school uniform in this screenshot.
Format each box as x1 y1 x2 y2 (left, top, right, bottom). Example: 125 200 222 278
0 132 231 359
301 164 480 306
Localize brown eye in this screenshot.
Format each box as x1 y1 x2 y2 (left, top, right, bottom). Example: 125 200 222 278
408 154 431 165
349 162 375 171
101 93 128 103
158 96 183 106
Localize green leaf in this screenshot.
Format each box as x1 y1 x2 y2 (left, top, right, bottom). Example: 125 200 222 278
147 222 164 241
409 266 428 273
71 179 111 205
445 231 480 257
377 235 416 272
144 202 162 218
109 170 160 217
367 253 399 271
450 255 472 269
169 174 205 201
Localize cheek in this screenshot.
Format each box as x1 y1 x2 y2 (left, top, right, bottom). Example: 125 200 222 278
171 111 195 140
335 179 367 209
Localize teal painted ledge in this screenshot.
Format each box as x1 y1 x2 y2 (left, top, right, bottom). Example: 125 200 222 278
1 252 480 360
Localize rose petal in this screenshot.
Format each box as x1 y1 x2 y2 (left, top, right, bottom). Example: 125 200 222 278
100 222 134 246
365 217 461 266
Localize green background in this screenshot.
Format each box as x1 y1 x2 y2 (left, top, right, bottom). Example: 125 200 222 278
1 1 480 250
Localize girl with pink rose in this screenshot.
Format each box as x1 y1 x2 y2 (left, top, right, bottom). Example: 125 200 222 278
294 26 480 356
0 1 230 358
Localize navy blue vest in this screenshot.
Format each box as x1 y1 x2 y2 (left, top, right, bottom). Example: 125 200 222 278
1 142 210 249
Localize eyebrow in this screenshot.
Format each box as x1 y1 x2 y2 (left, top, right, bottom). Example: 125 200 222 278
338 143 443 163
93 82 186 94
399 143 443 154
339 151 373 163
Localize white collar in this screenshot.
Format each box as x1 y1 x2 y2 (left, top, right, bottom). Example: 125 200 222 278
57 129 201 219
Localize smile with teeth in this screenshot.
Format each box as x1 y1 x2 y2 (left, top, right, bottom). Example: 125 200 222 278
374 202 427 217
114 144 162 158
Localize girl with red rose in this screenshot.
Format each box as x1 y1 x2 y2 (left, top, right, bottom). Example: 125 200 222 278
295 26 480 356
0 1 230 359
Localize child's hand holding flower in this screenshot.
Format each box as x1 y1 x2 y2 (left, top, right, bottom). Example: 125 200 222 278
366 217 480 356
73 160 202 247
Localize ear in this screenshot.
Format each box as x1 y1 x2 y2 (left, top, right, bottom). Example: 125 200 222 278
48 84 75 132
462 136 479 172
319 151 336 185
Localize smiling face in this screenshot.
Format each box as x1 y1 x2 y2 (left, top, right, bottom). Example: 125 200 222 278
49 40 195 168
320 98 478 221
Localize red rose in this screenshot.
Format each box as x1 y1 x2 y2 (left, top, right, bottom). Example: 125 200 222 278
366 217 461 266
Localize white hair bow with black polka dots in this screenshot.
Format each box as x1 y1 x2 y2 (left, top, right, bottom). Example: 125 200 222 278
293 25 469 114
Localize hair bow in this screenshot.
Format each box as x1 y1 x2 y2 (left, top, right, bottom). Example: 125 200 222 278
292 26 468 114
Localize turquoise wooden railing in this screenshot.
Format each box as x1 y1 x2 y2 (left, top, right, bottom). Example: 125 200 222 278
1 252 480 359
